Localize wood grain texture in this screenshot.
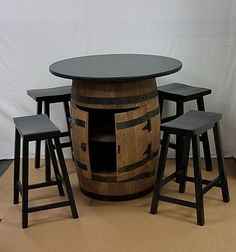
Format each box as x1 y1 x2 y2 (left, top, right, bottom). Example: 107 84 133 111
78 173 155 196
71 79 157 109
71 78 160 198
115 106 148 181
71 107 91 179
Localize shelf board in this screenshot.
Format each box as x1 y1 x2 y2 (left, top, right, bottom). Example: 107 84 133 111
90 131 115 142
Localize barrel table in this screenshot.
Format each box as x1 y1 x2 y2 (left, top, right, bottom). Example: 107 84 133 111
49 54 182 200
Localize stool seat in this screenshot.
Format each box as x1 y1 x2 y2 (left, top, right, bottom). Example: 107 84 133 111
150 110 230 225
27 85 71 102
27 85 73 171
161 110 222 135
158 83 211 102
13 114 78 228
158 82 213 172
13 114 60 140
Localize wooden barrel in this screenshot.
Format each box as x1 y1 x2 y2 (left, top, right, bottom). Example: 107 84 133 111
70 78 160 200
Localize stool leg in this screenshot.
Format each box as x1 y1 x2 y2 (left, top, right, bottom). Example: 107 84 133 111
159 96 164 118
22 139 29 229
63 101 74 161
13 129 21 204
197 97 212 171
54 137 79 219
213 122 230 202
35 101 42 168
44 102 51 181
192 135 205 226
178 136 191 193
176 101 184 182
150 132 170 214
46 138 65 196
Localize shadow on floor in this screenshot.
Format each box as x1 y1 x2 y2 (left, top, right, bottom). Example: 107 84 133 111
0 159 13 176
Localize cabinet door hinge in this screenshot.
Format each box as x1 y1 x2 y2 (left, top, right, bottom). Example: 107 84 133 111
142 119 151 131
143 144 152 156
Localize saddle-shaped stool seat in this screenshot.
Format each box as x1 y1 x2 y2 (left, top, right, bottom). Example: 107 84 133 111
27 85 72 181
13 114 78 228
150 110 230 225
158 83 212 173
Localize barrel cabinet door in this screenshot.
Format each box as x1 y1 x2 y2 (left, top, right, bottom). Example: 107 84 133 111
146 99 161 172
115 106 149 181
71 107 91 179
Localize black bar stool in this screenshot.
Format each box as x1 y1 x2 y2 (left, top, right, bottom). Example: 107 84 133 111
158 83 212 173
13 114 78 228
27 85 72 181
150 110 230 226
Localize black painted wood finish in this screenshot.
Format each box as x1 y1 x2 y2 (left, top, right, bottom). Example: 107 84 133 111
158 83 211 102
150 110 230 226
27 85 73 172
13 114 60 140
49 54 182 82
160 110 221 136
13 114 78 228
27 85 71 103
158 82 212 173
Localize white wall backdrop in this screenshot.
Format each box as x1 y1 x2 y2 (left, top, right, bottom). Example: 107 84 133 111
0 0 236 159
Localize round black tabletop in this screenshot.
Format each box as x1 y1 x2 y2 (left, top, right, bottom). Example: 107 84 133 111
49 54 182 82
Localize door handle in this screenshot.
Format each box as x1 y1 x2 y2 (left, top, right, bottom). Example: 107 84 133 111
80 142 87 152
